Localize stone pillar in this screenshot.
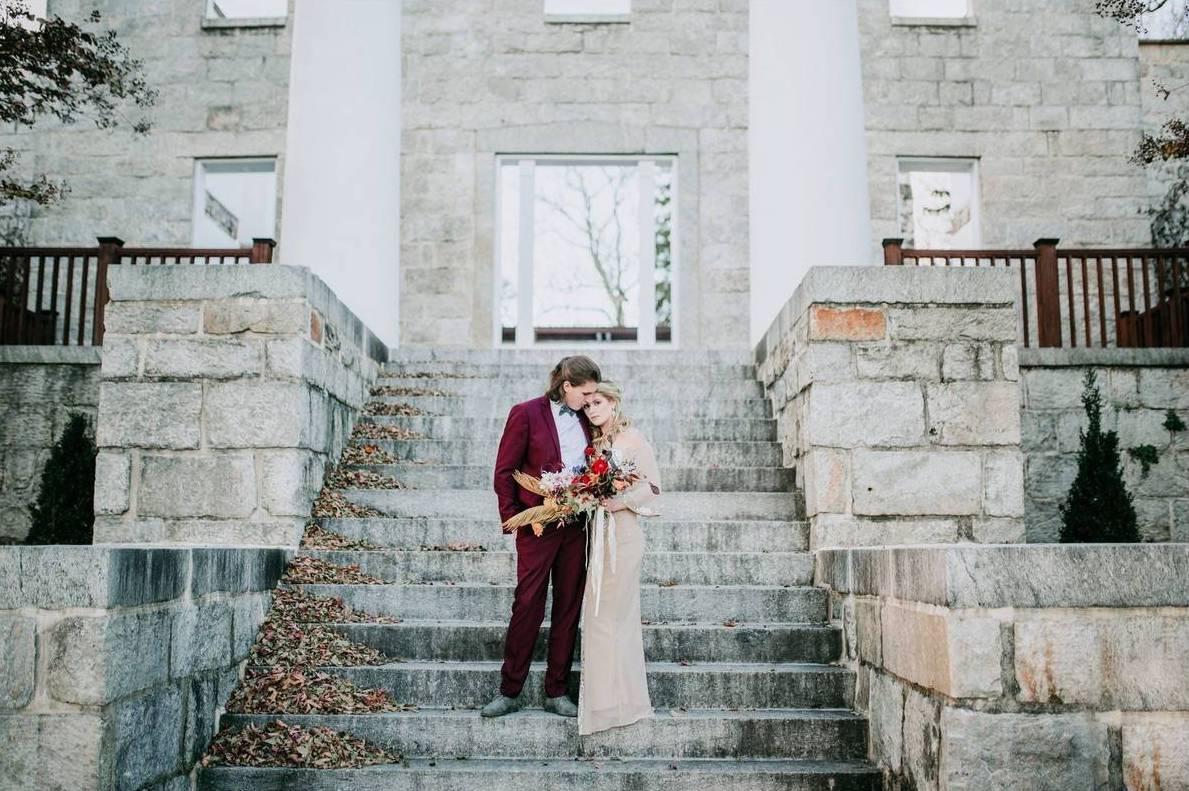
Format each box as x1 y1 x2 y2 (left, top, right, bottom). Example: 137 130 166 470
756 266 1025 549
93 265 382 546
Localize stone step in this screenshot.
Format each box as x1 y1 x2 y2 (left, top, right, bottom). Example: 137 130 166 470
380 362 759 379
358 464 795 492
316 517 810 553
330 621 842 664
301 549 814 587
385 349 756 367
291 583 826 623
378 395 772 419
374 377 765 399
249 661 854 710
351 439 785 468
358 415 779 442
340 490 803 522
200 758 880 791
213 708 868 761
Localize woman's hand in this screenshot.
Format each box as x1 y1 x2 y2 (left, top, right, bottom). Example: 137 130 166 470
600 498 628 513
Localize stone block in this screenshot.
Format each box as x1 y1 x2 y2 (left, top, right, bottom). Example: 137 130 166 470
852 450 982 516
971 517 1026 543
96 382 202 449
0 713 107 791
112 684 184 791
264 336 306 378
1014 614 1189 709
854 597 882 666
46 610 172 706
983 451 1025 517
138 455 257 519
926 382 1021 446
887 306 1017 343
939 709 1109 790
1022 367 1086 410
170 603 233 679
100 337 141 379
203 299 308 335
902 687 941 791
259 449 324 516
0 547 186 609
103 301 201 335
803 448 849 515
808 305 886 341
205 381 310 448
0 616 36 710
853 340 940 381
108 264 308 303
811 513 961 549
142 338 262 379
807 382 925 448
882 603 1002 698
1123 717 1189 791
231 591 272 658
868 669 904 773
93 451 131 515
941 342 995 381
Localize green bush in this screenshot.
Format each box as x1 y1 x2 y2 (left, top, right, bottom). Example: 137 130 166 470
1059 371 1139 543
25 413 97 545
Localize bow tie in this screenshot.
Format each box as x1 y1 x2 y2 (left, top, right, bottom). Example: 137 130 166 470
558 404 579 417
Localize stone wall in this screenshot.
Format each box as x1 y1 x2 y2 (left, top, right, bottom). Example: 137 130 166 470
401 0 749 348
0 544 288 791
1139 41 1189 238
93 264 383 546
755 266 1025 549
0 0 293 247
0 347 101 543
1020 348 1189 543
858 0 1151 256
817 544 1189 791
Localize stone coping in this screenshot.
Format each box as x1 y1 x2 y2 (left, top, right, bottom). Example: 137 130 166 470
0 545 290 610
0 346 101 365
755 266 1017 365
816 543 1189 608
1020 347 1189 368
107 264 388 364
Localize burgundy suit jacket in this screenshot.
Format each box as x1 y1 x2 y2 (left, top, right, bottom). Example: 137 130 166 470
493 395 592 527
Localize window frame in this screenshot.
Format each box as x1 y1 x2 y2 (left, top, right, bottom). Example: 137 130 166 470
190 157 279 249
543 0 631 25
889 0 976 28
896 156 982 251
202 0 288 30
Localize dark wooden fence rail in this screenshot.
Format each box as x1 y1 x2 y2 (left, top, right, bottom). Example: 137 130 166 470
0 236 275 347
883 238 1188 349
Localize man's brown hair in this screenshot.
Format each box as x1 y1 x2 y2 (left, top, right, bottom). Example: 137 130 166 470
545 355 601 402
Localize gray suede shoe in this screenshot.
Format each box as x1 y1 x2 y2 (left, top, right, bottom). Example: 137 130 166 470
543 695 578 717
480 694 523 718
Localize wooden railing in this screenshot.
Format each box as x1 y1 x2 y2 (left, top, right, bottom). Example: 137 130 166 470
883 238 1188 349
0 236 275 347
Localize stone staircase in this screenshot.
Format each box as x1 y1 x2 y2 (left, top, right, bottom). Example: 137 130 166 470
199 350 879 790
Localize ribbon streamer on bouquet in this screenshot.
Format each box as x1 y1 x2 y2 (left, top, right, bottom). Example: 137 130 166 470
586 505 617 618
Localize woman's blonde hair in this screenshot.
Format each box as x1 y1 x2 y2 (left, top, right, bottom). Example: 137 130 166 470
590 380 631 449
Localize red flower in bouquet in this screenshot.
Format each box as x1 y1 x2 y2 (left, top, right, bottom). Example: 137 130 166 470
584 446 596 458
590 457 610 475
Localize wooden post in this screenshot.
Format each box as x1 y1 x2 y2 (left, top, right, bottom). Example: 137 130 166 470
882 238 904 266
93 237 124 346
1034 238 1062 348
250 237 276 264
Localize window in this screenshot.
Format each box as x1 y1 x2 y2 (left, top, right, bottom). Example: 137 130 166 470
544 0 630 23
897 158 980 250
206 0 287 21
1139 0 1189 40
889 0 970 18
497 156 675 346
191 159 277 248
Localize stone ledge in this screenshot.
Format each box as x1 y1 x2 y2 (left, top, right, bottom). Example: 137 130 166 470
1020 347 1189 368
108 265 310 303
817 544 1189 608
0 346 102 365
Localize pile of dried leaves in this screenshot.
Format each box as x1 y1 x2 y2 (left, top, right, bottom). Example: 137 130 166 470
301 523 380 551
371 385 454 398
419 542 487 552
352 422 425 441
270 587 399 624
226 667 409 715
311 489 384 519
282 556 385 586
325 468 406 490
202 721 398 769
363 401 428 417
249 617 390 668
339 443 398 466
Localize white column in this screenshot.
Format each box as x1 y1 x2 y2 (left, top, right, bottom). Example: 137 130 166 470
280 0 401 347
749 0 873 345
637 160 657 347
515 161 536 347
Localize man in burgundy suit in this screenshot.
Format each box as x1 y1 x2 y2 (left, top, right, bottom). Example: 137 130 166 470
481 355 601 718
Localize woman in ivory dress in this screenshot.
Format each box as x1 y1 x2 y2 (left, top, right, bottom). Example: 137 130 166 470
578 381 661 736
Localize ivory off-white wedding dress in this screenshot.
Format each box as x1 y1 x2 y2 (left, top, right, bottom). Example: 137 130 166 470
577 427 661 736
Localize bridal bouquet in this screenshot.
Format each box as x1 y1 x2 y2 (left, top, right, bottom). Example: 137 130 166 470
501 447 642 536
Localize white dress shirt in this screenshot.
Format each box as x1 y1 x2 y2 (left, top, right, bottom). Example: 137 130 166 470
551 399 587 471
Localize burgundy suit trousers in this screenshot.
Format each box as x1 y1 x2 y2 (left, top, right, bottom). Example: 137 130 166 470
498 519 588 699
